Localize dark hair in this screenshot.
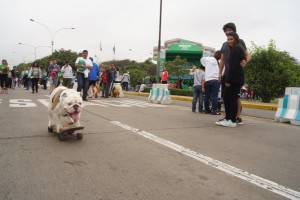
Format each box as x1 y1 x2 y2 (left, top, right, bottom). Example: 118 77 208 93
214 50 222 60
82 50 88 53
223 23 236 32
32 62 39 67
227 32 240 45
199 65 205 71
65 61 69 64
89 57 93 61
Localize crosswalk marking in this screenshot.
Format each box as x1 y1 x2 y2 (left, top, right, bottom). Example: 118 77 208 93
91 100 132 107
37 99 50 107
83 101 108 107
112 100 147 107
111 100 166 107
9 99 37 108
35 98 165 108
2 98 166 108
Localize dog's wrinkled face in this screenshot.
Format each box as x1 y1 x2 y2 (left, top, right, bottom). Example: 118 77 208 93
60 90 82 123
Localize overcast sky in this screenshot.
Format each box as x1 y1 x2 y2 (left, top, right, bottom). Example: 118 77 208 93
1 0 300 66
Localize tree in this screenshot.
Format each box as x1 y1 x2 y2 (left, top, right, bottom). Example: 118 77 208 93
17 49 80 72
245 40 300 103
114 59 156 86
165 56 189 79
127 68 147 87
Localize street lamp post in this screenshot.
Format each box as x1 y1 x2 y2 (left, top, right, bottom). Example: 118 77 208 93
18 43 50 60
29 19 75 55
156 0 163 83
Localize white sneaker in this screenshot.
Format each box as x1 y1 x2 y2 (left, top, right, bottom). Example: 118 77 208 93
221 120 237 128
215 119 227 126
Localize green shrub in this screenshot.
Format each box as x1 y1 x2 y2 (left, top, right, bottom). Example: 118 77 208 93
143 87 152 93
169 88 193 96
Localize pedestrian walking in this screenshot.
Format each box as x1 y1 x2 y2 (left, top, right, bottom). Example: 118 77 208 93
75 50 93 101
121 71 130 91
0 59 10 94
61 61 73 88
29 62 42 93
48 60 60 93
88 57 100 98
11 66 17 89
108 64 117 96
23 66 31 90
41 68 48 90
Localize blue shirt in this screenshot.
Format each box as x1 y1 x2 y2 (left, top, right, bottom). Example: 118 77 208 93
88 62 100 81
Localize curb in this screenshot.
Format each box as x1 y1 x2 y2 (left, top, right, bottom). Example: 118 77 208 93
123 92 278 111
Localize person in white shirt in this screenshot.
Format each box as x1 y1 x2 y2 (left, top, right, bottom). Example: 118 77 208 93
121 71 130 91
75 50 93 101
201 50 221 115
61 61 73 88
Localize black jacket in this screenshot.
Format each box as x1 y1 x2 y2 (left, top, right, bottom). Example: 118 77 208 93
226 44 245 85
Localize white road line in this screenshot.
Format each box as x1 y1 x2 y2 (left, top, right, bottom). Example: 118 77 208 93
9 99 37 107
111 100 147 107
37 99 50 107
111 121 300 200
91 100 132 107
119 100 166 107
84 101 108 107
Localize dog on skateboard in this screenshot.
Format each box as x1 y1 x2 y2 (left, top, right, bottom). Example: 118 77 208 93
48 86 84 135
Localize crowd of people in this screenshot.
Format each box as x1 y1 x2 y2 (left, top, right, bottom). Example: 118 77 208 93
0 50 132 100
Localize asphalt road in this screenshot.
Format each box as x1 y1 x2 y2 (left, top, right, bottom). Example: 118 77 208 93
0 88 299 200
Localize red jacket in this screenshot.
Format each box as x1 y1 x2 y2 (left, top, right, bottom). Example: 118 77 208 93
161 70 168 81
102 71 108 83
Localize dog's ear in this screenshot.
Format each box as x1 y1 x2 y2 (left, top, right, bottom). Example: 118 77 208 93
61 92 67 97
52 89 64 110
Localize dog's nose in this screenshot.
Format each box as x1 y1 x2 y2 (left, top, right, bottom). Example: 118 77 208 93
73 105 79 110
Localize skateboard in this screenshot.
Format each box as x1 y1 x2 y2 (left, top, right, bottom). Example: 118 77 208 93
48 125 84 141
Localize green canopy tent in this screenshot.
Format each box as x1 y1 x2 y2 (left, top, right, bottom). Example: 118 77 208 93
165 40 203 67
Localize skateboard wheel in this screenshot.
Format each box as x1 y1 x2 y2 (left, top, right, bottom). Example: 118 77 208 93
77 133 83 140
48 126 53 133
58 134 65 141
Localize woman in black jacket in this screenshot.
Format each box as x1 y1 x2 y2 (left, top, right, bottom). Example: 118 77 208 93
222 32 246 127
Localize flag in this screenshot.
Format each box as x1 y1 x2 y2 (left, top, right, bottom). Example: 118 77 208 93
100 42 102 51
113 44 115 54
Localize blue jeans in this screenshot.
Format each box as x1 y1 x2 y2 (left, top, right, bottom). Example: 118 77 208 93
192 85 203 112
77 73 89 99
204 80 220 112
122 82 129 91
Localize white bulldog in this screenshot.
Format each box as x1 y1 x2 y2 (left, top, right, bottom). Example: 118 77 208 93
48 86 83 133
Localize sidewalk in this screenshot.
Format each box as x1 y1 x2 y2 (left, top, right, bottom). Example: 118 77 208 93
123 91 278 111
